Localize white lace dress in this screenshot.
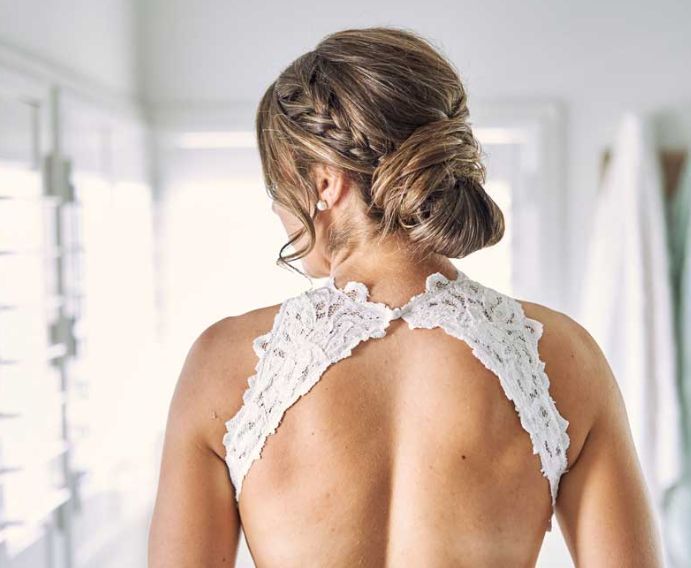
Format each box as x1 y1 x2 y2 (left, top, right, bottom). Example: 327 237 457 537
223 268 571 532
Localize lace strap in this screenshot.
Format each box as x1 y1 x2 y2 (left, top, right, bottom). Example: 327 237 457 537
515 305 571 494
222 299 289 495
223 288 393 500
402 281 571 514
223 276 571 525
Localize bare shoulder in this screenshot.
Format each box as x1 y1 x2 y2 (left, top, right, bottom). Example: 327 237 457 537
150 305 284 565
515 299 617 468
516 300 665 564
173 303 283 461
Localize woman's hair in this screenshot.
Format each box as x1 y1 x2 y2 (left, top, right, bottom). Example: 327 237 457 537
256 26 505 274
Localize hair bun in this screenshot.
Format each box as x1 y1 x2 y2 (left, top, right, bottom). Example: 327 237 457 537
256 27 507 272
368 115 504 258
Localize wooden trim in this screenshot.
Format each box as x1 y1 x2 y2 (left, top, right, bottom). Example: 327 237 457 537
600 147 688 197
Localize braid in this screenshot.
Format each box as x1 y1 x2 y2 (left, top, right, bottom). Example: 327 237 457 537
255 27 504 272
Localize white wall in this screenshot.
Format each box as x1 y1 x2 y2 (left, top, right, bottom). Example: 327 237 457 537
0 0 140 99
136 0 691 313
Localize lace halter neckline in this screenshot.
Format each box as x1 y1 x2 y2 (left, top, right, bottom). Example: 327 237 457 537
325 268 467 320
224 264 571 533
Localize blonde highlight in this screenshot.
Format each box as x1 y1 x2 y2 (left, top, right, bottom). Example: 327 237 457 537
256 26 505 275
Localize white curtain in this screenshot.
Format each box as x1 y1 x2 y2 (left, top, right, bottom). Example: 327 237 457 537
579 110 684 566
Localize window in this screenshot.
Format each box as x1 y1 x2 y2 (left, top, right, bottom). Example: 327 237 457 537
0 81 69 557
0 69 161 565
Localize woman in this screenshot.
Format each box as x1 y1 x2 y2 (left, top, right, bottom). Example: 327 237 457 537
148 27 663 567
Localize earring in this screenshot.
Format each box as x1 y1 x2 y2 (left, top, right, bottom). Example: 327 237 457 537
316 199 329 211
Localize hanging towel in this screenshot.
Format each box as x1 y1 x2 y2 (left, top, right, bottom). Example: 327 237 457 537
667 150 691 454
665 152 691 566
579 111 684 561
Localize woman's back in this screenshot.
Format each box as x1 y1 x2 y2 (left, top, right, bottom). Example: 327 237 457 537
148 27 664 567
219 269 577 566
149 265 663 567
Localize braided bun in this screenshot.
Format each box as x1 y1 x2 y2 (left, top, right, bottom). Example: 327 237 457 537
369 114 503 258
257 26 505 268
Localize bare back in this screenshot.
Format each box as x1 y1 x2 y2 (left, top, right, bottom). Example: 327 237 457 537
219 270 577 566
227 317 573 566
149 269 663 567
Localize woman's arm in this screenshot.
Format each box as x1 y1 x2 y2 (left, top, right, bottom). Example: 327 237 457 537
148 321 242 567
555 324 664 567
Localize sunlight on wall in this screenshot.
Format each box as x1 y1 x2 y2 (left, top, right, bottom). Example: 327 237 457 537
68 175 160 494
456 178 513 295
0 166 68 556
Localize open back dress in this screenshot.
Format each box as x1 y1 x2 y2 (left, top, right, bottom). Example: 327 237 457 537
222 268 571 532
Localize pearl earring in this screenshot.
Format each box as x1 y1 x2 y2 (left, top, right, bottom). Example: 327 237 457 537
316 199 329 211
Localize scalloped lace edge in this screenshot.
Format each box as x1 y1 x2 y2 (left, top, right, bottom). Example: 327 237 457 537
223 299 391 500
223 284 572 525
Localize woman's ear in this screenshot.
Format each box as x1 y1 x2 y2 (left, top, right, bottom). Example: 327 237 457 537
311 163 349 208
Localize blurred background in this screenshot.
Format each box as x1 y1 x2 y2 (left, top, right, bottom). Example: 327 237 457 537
1 1 690 566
